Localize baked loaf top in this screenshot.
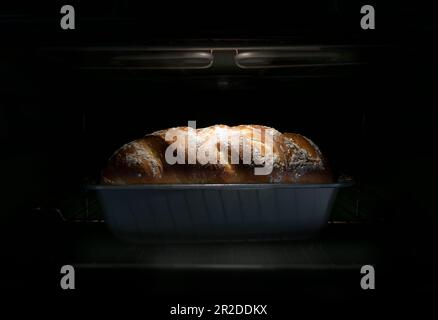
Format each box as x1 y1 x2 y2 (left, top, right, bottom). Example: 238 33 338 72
102 125 332 184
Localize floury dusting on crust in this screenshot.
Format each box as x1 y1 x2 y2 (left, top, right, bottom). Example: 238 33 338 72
121 141 162 178
163 123 275 175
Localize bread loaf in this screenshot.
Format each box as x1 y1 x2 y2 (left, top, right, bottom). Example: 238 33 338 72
102 125 332 184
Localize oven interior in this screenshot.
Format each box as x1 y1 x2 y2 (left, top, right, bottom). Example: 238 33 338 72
1 0 438 306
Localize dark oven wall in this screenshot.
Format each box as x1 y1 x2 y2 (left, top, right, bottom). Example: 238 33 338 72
0 0 437 224
2 41 437 224
1 47 366 183
1 0 438 304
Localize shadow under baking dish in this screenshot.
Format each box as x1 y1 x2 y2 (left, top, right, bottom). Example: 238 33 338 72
87 182 353 243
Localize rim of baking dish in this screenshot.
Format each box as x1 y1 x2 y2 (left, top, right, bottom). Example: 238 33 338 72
86 181 354 190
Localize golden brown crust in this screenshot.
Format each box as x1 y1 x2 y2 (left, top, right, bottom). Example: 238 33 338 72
281 132 332 183
102 125 332 184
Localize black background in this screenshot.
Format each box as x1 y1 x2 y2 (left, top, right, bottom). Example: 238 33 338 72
1 0 437 315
